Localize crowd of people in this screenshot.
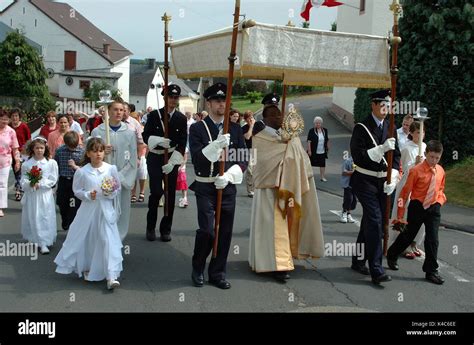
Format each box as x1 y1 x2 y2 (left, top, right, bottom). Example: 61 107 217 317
0 86 447 290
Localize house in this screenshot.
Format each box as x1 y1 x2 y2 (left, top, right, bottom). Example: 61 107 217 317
0 0 132 101
129 58 164 112
331 0 393 127
0 20 41 53
168 75 199 114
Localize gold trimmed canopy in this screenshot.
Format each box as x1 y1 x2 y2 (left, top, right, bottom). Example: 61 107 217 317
169 22 391 88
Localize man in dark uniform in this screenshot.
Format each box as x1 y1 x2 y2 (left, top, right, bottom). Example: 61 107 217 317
189 83 247 289
142 84 188 242
252 93 280 136
349 89 401 285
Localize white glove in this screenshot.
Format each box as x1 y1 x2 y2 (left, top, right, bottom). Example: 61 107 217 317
148 135 171 149
162 151 184 174
383 169 400 195
214 164 243 189
382 138 396 152
367 138 396 163
215 133 230 149
202 134 231 163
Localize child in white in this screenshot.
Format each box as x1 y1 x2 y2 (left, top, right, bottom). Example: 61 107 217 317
54 138 123 290
21 137 58 254
390 121 426 258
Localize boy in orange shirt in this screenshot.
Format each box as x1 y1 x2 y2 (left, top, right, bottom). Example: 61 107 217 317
387 140 447 285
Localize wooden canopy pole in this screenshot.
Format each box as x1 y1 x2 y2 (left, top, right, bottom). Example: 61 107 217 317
212 0 241 258
162 12 171 217
383 0 402 256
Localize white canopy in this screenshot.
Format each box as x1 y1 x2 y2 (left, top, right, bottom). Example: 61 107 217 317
170 22 391 88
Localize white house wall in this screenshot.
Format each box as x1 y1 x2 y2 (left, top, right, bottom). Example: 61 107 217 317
332 0 392 115
110 57 130 102
1 0 129 100
145 68 165 111
129 95 147 112
59 75 118 101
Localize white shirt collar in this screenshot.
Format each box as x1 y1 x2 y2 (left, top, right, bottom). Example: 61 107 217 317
372 113 384 127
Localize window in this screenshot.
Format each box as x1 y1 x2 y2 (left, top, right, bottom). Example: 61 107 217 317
79 80 91 90
64 51 76 70
35 19 37 27
360 0 366 14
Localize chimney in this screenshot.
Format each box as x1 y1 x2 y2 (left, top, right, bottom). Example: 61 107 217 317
147 58 156 70
103 44 110 56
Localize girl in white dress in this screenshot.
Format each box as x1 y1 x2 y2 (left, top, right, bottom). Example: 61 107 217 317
21 137 58 254
390 121 426 259
54 137 123 290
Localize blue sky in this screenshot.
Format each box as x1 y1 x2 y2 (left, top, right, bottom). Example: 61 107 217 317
58 0 338 60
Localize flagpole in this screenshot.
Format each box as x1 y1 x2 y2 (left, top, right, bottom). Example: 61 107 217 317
162 12 171 217
212 0 241 258
383 0 402 256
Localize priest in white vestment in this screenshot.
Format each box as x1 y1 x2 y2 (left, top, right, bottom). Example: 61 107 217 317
248 105 324 282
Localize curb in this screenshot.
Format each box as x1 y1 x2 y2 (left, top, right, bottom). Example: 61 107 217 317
316 184 474 235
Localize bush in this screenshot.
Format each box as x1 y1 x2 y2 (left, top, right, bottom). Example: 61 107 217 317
245 91 262 104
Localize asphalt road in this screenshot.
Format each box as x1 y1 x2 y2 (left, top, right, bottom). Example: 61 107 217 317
0 94 472 312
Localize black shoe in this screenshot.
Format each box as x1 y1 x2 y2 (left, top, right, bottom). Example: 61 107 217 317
387 258 399 270
425 272 444 285
209 279 231 289
274 271 290 282
191 270 204 287
351 264 370 275
146 229 156 241
371 274 392 285
160 234 171 242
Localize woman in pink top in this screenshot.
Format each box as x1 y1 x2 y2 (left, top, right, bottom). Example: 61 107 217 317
0 109 21 217
47 115 82 158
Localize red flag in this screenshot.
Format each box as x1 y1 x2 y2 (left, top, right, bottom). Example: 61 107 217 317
322 0 344 7
301 0 343 21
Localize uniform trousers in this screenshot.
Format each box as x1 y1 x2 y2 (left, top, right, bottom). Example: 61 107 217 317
350 171 387 278
192 183 236 281
146 152 179 235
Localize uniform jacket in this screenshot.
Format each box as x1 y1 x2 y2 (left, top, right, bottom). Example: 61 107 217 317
142 108 187 156
350 114 401 175
188 115 247 196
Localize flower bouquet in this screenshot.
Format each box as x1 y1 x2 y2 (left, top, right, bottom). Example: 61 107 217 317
101 176 120 196
26 165 42 188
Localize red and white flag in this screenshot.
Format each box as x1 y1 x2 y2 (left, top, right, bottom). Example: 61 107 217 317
300 0 343 21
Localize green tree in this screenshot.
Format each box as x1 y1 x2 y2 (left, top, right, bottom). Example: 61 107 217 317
397 0 473 165
0 31 54 114
245 91 262 104
353 1 473 165
269 80 283 95
353 88 378 124
83 80 121 104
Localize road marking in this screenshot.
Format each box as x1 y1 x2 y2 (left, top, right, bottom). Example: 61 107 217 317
330 210 360 227
329 211 471 283
413 256 471 283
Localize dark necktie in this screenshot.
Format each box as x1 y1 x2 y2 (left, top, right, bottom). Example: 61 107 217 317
377 123 383 142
